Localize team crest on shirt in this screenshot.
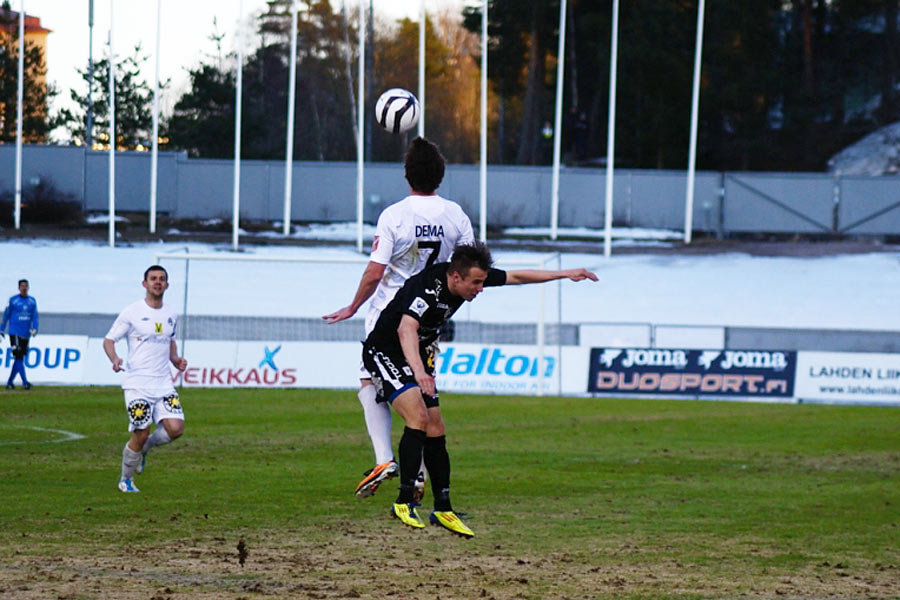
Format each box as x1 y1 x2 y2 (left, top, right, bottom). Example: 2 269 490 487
163 393 183 413
154 322 163 333
127 398 153 428
409 297 429 316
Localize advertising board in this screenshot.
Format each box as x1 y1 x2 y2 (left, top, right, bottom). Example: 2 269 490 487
587 348 796 400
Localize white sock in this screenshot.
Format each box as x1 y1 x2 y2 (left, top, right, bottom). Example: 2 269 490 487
359 385 393 465
418 456 428 486
121 444 142 479
141 427 172 453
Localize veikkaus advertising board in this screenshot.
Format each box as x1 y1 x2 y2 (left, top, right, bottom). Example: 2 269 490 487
587 348 796 400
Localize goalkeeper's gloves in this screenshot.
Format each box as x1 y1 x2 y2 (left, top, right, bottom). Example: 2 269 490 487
29 328 37 338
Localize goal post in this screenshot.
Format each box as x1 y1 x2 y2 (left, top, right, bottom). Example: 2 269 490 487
154 249 563 395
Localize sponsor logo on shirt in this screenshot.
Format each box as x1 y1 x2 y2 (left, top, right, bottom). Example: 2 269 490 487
410 297 429 316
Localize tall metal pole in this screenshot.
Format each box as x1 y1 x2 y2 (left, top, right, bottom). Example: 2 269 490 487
550 0 567 240
108 0 116 248
603 0 620 258
87 0 94 148
283 0 299 235
478 0 487 242
150 0 161 234
417 0 425 137
14 0 24 230
684 0 706 245
232 0 244 251
356 0 365 253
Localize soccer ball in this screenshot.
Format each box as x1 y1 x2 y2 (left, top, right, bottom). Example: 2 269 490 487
375 88 420 134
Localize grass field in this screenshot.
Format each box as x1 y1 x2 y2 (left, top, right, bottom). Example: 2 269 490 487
0 386 898 599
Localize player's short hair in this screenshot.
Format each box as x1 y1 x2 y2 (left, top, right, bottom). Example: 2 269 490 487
144 265 168 281
448 242 493 278
404 137 445 194
18 279 28 286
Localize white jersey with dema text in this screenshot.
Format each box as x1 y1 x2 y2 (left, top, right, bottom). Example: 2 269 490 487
368 194 474 316
105 299 179 393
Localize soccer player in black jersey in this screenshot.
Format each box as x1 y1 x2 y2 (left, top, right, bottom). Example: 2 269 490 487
362 242 597 537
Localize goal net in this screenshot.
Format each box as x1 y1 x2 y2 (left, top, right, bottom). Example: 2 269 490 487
154 248 568 393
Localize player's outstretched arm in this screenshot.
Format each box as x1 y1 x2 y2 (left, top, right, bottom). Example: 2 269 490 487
504 268 598 285
322 261 387 324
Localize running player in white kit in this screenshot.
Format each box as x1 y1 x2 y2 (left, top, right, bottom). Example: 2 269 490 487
103 265 188 493
323 137 474 499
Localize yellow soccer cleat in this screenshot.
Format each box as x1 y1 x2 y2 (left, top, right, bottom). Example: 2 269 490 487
391 502 426 529
429 511 474 538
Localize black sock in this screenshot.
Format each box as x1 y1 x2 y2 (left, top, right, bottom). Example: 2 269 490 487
396 427 426 504
424 435 452 511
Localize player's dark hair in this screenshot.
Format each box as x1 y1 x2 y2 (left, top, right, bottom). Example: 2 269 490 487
448 242 493 277
404 136 445 194
144 265 168 281
18 279 27 286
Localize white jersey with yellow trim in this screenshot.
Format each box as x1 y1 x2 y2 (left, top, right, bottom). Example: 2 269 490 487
105 299 179 393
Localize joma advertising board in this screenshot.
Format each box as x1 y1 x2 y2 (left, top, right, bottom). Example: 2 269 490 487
587 347 797 399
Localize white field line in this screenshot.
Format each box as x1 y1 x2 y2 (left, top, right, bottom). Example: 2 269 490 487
0 426 87 446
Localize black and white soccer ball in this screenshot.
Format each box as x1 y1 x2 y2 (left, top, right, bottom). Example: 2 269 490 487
374 88 420 134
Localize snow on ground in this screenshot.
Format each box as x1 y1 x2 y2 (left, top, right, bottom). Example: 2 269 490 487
4 228 899 331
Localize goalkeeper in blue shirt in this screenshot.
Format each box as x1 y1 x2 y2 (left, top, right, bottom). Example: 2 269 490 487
1 279 39 390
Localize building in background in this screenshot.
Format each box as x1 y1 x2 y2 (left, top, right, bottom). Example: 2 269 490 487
0 6 51 142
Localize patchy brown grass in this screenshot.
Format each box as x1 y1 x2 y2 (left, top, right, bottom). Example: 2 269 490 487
3 525 898 600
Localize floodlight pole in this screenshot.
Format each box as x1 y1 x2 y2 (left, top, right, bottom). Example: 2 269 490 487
87 0 94 148
283 0 299 235
478 0 487 242
150 0 161 234
356 0 365 253
108 0 116 248
684 0 706 245
14 0 23 230
418 0 425 137
232 0 244 251
603 0 620 259
550 0 567 240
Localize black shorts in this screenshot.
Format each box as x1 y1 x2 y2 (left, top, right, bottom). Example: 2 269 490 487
362 342 439 408
9 335 29 360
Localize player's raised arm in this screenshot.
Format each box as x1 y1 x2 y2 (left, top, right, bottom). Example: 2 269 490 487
504 268 598 285
322 261 387 324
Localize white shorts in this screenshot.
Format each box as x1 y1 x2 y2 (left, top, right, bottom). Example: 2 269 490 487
358 307 383 379
358 306 442 381
123 388 185 432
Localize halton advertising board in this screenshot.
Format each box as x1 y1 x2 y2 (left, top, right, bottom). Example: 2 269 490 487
587 348 797 399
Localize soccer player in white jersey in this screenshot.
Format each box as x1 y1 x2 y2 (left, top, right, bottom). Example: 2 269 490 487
103 265 187 493
323 137 474 499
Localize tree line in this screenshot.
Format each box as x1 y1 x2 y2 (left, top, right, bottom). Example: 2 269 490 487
4 0 900 171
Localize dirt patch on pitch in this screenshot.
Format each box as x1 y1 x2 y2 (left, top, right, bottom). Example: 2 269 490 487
3 527 898 599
